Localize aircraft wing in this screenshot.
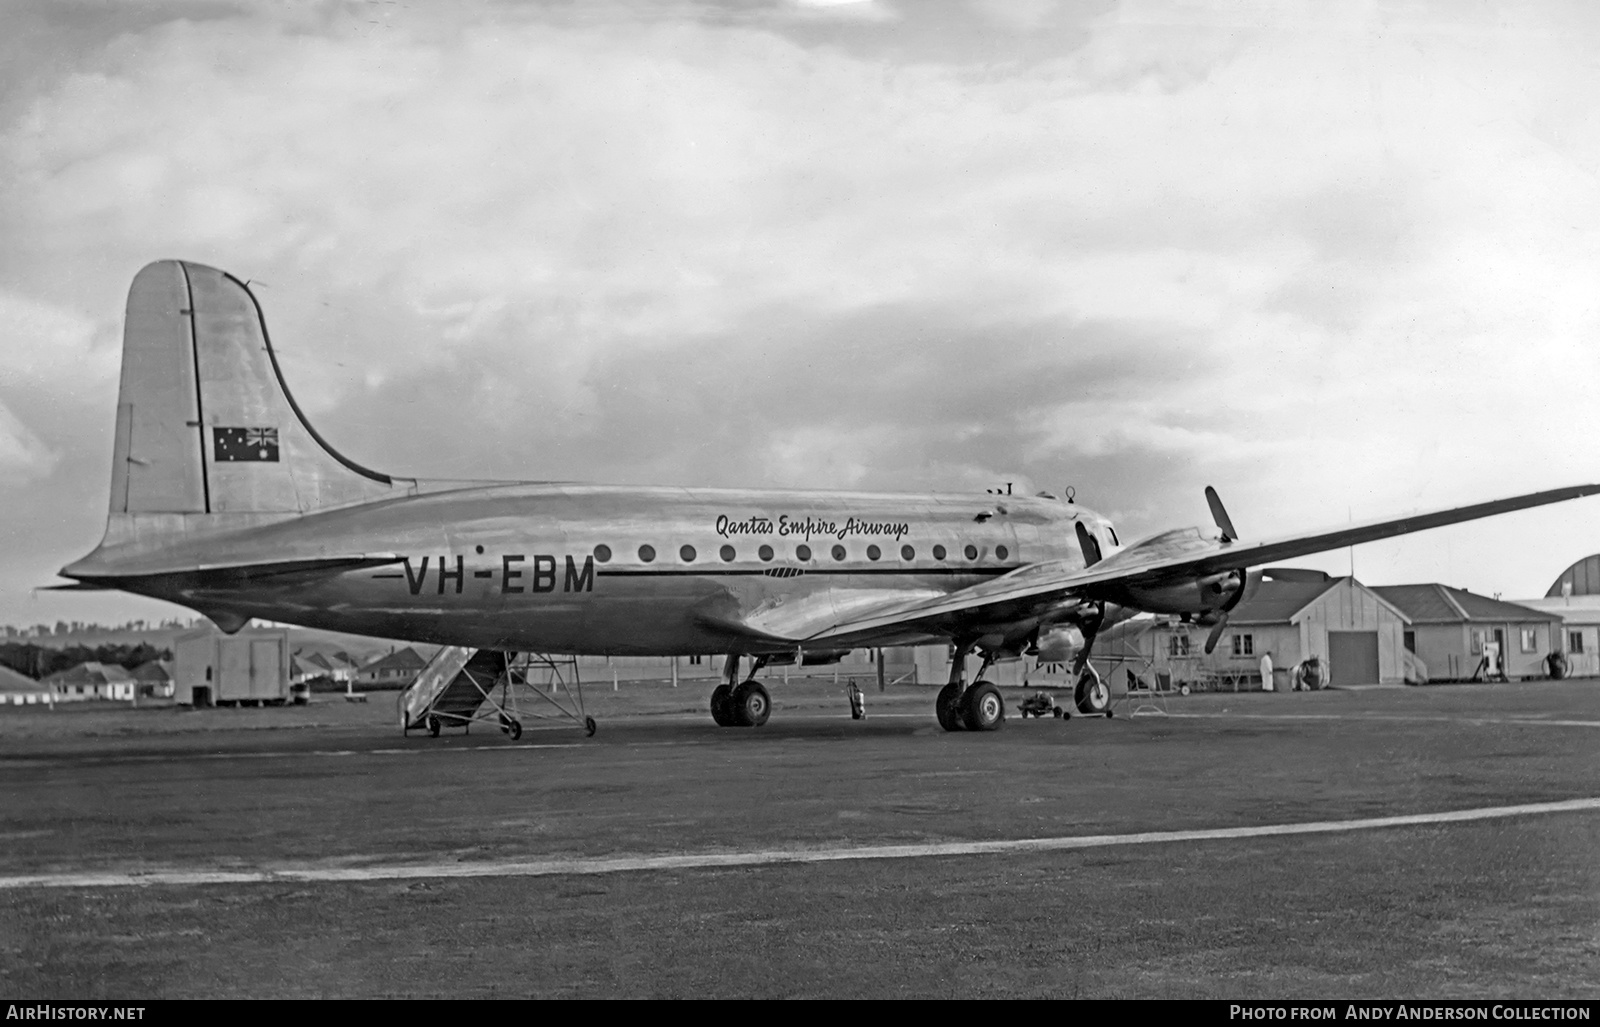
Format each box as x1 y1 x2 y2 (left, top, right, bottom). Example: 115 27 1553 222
805 482 1600 644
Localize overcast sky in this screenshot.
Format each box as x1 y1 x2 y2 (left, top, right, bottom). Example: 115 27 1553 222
2 0 1599 628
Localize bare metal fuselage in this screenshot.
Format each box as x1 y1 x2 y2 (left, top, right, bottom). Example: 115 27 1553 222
90 484 1102 655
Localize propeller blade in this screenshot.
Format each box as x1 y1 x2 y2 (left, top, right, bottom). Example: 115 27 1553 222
1204 615 1229 655
1205 485 1238 542
1261 567 1332 583
1075 520 1103 567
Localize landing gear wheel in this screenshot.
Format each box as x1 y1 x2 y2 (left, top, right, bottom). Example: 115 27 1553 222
732 681 771 727
935 683 966 732
584 716 597 737
507 719 522 741
1074 667 1111 714
427 715 440 738
710 684 736 727
962 680 1005 731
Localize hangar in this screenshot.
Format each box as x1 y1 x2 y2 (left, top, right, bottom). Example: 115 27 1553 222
1513 554 1600 677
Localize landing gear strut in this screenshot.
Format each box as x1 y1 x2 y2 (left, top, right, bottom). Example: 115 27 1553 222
709 655 772 728
935 643 1006 732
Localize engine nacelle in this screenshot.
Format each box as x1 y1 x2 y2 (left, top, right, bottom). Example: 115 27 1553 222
1033 624 1085 664
1112 569 1261 619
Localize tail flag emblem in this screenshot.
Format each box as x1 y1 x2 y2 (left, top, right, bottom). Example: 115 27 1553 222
214 426 280 462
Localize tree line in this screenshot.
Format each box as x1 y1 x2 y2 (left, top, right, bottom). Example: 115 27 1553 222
0 643 172 681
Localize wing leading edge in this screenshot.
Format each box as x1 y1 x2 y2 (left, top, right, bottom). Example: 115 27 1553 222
804 482 1600 644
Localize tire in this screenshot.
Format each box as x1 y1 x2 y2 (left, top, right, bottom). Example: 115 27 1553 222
1074 668 1110 714
1178 684 1191 696
962 681 1005 731
584 716 597 737
732 681 771 727
935 683 965 731
1052 707 1064 719
507 719 522 741
427 715 440 738
710 684 735 727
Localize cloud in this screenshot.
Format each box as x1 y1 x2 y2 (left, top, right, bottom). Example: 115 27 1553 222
3 1 1600 621
0 400 57 482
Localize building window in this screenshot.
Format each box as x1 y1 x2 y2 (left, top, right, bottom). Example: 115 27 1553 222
720 545 736 562
796 544 812 561
1168 635 1191 657
1232 634 1254 657
1520 628 1538 653
1569 631 1584 654
1470 629 1483 654
593 544 612 563
832 544 847 561
680 545 696 562
901 545 915 560
1404 631 1416 654
689 654 703 666
638 545 656 563
866 545 881 561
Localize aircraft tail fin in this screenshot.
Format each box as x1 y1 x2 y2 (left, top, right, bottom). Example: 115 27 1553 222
108 260 409 519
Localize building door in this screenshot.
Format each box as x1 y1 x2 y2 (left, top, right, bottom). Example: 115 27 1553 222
250 640 282 700
1328 631 1380 686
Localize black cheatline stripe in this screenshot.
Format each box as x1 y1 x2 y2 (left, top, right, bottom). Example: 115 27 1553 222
220 269 393 486
597 566 1016 578
179 263 211 514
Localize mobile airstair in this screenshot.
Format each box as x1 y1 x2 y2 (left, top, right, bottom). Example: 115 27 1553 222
400 647 596 740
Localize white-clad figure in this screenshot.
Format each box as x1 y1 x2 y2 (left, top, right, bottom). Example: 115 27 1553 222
1259 651 1274 692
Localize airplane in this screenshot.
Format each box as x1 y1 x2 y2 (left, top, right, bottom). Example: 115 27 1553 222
55 260 1600 733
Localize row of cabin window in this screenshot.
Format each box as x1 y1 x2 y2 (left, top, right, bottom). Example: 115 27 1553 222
590 543 1012 564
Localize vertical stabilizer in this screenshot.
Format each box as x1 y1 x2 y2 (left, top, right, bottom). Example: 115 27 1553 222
108 260 408 518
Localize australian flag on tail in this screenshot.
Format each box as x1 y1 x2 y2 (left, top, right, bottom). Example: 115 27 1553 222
214 426 280 462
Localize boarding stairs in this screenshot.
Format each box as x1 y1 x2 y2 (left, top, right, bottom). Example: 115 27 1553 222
400 646 596 740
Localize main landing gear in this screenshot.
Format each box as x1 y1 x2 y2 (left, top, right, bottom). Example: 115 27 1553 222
710 654 771 728
935 645 1006 732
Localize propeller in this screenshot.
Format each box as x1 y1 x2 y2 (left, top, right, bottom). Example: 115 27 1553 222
1205 485 1237 542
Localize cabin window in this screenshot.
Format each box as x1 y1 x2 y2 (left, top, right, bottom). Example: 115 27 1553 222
901 545 915 560
1232 634 1253 657
638 545 656 563
796 544 812 561
832 544 847 561
964 544 978 560
933 545 947 560
1570 631 1584 653
720 545 736 562
680 545 697 562
1520 628 1537 653
867 545 880 561
593 544 612 563
759 545 774 562
996 545 1008 560
1108 526 1120 546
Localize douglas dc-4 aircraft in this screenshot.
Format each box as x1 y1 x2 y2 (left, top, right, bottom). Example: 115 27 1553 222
57 261 1600 732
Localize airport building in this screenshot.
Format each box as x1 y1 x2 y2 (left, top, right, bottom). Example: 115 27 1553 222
40 661 138 701
1512 553 1600 677
0 664 55 705
1371 585 1561 682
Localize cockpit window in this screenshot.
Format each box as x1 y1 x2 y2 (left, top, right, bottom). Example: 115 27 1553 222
1108 525 1120 547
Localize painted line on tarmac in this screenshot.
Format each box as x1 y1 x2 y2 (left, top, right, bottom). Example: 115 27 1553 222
1162 712 1600 728
5 796 1598 891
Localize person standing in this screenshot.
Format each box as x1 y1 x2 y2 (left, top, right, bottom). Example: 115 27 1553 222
1259 651 1274 692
